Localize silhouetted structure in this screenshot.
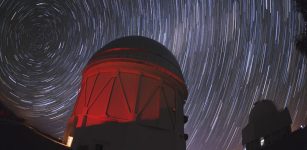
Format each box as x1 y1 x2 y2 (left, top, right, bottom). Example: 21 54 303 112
64 36 189 150
242 100 307 150
0 102 69 150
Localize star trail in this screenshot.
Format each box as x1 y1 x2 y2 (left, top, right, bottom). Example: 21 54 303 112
0 0 306 150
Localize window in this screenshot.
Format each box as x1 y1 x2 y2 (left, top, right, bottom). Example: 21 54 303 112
96 144 104 150
260 137 265 147
66 136 74 147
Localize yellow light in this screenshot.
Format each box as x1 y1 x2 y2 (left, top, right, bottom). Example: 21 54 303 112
66 136 74 147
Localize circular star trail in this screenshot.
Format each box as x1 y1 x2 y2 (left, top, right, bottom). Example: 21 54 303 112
0 0 306 150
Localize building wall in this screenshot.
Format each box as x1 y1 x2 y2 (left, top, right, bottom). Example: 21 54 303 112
72 121 186 150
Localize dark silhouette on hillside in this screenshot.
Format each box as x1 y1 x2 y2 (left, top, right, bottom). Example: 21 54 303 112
242 100 307 150
295 0 307 56
0 102 68 150
0 101 23 122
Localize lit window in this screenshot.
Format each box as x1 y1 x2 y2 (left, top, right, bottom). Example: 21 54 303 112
260 137 265 147
66 136 74 147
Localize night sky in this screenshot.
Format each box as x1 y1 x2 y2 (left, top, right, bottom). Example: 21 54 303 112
0 0 306 150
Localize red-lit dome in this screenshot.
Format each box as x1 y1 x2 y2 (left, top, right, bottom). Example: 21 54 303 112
87 36 185 82
64 36 188 149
